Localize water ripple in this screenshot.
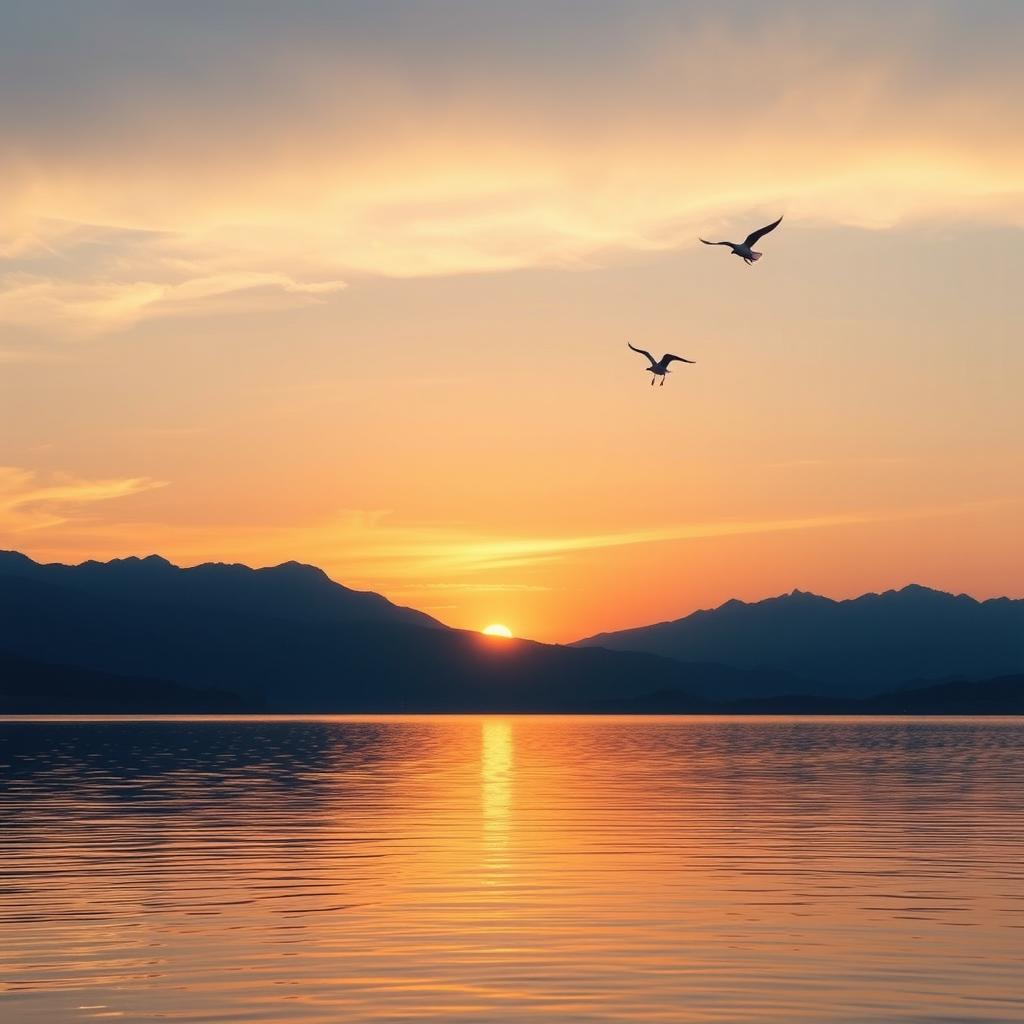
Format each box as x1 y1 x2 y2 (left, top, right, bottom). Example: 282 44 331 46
1 716 1022 1022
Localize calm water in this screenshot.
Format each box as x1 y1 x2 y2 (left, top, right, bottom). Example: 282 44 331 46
1 717 1023 1023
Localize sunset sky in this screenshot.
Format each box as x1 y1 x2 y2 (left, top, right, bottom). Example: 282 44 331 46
1 1 1021 641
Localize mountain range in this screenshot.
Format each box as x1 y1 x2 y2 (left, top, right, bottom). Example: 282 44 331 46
575 585 1024 696
0 549 441 630
1 551 1021 713
0 551 795 713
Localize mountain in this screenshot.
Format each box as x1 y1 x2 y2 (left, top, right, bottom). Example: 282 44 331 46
0 550 442 631
4 554 1021 713
597 674 1024 715
574 585 1024 696
848 674 1024 714
0 552 792 712
0 651 256 714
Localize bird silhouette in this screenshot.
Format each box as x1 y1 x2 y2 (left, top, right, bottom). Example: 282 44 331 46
700 215 783 265
627 343 696 386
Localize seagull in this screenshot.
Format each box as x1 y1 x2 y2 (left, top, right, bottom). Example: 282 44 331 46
628 343 695 387
700 215 783 265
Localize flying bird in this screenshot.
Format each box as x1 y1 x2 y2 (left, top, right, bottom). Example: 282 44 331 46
627 343 695 386
700 215 783 265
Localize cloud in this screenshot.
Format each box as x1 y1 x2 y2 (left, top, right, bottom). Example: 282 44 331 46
0 222 347 336
0 270 346 337
318 510 899 580
12 497 1006 584
415 582 552 592
1 2 1023 335
0 467 165 533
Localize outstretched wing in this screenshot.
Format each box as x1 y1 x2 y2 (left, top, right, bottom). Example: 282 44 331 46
743 215 783 247
699 238 730 246
662 353 696 366
627 342 657 367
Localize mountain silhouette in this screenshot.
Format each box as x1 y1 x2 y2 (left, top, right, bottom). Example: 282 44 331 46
0 550 442 630
574 585 1024 695
4 553 1022 712
0 551 796 712
0 651 254 714
597 674 1024 715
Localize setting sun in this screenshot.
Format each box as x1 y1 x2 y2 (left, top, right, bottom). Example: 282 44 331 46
482 624 513 638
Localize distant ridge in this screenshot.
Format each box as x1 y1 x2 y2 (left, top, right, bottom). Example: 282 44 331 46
597 674 1024 715
0 550 798 712
0 550 443 631
3 552 1022 713
574 585 1024 696
0 651 255 714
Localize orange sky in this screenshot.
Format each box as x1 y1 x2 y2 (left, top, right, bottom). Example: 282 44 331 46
1 2 1022 641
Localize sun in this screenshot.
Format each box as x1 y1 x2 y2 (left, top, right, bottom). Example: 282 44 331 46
482 623 513 638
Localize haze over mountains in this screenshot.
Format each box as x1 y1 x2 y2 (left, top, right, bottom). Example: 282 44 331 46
1 551 1021 713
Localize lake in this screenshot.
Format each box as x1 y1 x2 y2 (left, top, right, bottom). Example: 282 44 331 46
1 716 1022 1023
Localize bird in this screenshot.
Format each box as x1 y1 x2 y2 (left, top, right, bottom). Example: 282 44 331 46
700 215 783 265
627 343 695 386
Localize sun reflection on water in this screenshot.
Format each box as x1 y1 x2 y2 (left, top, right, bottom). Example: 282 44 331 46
3 717 1024 1023
480 719 512 846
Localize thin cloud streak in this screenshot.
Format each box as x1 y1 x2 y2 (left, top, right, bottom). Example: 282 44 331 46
410 582 553 593
10 498 1009 582
329 506 982 580
0 268 347 338
8 493 1021 640
0 467 165 533
1 2 1023 334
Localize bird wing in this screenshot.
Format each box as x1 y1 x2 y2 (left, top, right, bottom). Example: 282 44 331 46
662 354 696 366
627 342 657 367
743 215 783 247
699 238 730 246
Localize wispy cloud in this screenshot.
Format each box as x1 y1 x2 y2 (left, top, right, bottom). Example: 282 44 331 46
14 498 1005 584
0 265 346 338
1 3 1022 335
0 466 165 533
318 510 905 580
407 582 553 593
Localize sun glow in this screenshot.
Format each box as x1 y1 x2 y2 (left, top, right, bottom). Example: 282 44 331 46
482 623 513 638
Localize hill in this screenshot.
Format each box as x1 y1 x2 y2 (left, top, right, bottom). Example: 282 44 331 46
0 651 255 714
0 550 442 631
0 552 788 712
574 586 1024 696
600 675 1024 715
4 554 1022 713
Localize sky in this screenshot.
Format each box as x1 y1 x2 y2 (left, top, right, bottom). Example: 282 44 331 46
1 0 1022 642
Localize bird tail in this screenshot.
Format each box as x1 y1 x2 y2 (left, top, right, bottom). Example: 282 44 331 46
749 251 763 261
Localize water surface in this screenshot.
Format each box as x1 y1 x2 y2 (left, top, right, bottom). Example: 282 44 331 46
1 716 1022 1022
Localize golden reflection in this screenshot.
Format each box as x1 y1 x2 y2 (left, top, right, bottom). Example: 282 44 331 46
5 718 1024 1022
480 718 512 845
